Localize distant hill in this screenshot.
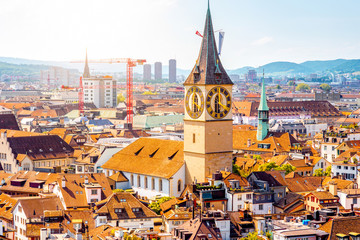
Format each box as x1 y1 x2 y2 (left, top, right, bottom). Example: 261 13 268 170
259 61 312 74
330 59 360 73
1 56 360 77
0 61 49 76
300 59 348 72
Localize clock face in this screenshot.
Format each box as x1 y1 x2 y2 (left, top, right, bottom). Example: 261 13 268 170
185 86 205 119
206 86 232 119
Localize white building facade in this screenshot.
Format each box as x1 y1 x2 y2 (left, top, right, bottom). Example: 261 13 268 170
83 76 117 108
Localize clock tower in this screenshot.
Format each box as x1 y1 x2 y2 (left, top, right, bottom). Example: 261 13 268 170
183 3 234 184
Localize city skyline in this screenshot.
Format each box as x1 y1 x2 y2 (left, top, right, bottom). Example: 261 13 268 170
1 0 360 69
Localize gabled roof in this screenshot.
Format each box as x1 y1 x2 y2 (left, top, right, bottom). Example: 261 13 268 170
7 135 74 160
102 138 184 179
0 171 58 194
57 173 112 208
96 192 158 220
17 197 63 218
0 114 20 130
183 4 233 86
173 218 223 240
306 191 338 200
285 176 322 193
160 198 187 213
233 130 299 153
223 173 250 190
274 192 304 213
249 171 286 187
108 172 128 183
318 216 360 240
0 193 17 221
322 177 353 190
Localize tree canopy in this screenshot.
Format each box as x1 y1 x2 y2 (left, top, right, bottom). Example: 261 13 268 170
320 83 331 92
148 196 173 214
295 83 310 92
258 162 296 175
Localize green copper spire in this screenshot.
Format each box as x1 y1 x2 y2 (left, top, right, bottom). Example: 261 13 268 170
257 73 269 141
258 75 269 111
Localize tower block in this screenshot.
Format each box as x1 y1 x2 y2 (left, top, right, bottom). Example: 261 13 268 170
183 4 234 185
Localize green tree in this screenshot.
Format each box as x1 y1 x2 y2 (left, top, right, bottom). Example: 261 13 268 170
241 231 260 240
258 162 295 175
259 162 278 172
288 80 296 86
280 164 296 175
313 168 324 177
320 83 331 92
276 84 281 89
325 166 332 177
117 93 125 104
295 83 310 92
149 196 173 214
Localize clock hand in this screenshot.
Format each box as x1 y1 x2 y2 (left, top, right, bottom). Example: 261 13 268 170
193 101 200 109
218 101 229 111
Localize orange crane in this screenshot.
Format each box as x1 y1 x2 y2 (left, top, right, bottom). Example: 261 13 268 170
71 58 146 125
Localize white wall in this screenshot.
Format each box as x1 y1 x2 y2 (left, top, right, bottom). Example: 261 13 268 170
250 203 273 215
338 192 360 209
226 191 253 211
0 133 19 173
105 164 185 199
331 164 358 180
12 203 28 240
321 143 338 163
215 219 231 240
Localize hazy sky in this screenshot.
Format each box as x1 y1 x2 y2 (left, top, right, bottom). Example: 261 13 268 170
1 0 360 69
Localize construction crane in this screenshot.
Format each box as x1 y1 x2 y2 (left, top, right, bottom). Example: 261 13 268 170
71 58 146 125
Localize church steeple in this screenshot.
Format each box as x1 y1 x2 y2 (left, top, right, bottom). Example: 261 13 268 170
83 49 90 79
257 76 269 141
183 2 233 184
184 2 233 86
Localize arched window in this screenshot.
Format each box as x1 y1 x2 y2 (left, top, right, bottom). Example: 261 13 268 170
137 175 141 188
214 95 220 113
159 179 163 192
177 179 182 192
152 178 155 190
145 176 148 189
130 174 134 186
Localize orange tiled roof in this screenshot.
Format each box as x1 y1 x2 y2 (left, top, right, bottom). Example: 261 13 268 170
96 192 158 220
0 193 17 221
102 138 184 179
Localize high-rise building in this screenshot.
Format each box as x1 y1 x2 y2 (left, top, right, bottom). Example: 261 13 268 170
169 59 176 83
183 4 234 184
82 53 117 108
40 66 77 87
154 62 162 81
246 69 257 82
143 64 152 81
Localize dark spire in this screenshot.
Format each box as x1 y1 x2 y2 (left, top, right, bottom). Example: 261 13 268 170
83 49 90 78
184 2 233 85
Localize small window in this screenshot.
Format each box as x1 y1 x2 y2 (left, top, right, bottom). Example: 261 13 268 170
193 133 195 143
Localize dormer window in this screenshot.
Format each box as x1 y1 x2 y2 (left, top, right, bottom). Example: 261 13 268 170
132 208 140 212
114 208 122 213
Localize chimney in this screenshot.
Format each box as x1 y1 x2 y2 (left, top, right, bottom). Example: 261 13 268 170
40 228 47 240
329 181 338 196
84 175 89 184
247 139 251 148
62 176 66 188
59 117 65 125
